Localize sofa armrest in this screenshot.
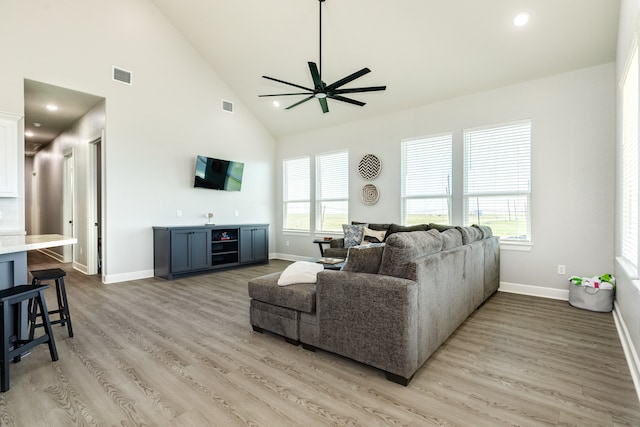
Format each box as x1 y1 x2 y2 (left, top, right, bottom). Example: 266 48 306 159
330 238 345 248
314 270 418 379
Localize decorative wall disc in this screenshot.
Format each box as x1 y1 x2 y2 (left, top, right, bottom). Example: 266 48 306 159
358 154 381 180
361 184 379 205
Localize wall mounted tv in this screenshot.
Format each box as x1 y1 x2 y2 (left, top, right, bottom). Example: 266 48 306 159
194 155 244 191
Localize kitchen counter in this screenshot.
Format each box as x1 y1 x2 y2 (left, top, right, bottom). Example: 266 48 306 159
0 234 77 255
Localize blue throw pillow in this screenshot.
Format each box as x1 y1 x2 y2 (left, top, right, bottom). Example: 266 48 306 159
342 223 367 247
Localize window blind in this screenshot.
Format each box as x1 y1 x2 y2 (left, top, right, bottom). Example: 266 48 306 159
622 47 639 269
316 150 348 232
464 120 531 241
283 157 310 231
401 134 452 225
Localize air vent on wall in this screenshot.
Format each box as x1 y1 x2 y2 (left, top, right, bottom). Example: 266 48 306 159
112 66 132 85
222 99 234 113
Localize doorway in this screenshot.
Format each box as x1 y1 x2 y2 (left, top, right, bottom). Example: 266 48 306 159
87 135 103 277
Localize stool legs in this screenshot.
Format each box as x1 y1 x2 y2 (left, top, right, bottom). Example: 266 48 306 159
30 276 73 338
1 287 58 392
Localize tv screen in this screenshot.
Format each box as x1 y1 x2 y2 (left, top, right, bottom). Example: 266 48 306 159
194 155 244 191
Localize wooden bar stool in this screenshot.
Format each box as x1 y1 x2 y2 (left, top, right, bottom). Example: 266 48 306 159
29 268 73 338
1 284 58 392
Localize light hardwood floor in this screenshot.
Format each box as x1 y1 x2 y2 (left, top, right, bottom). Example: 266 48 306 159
1 251 639 426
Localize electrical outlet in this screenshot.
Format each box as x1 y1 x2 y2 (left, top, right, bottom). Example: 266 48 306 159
286 240 290 247
557 264 566 275
176 210 182 217
235 210 239 217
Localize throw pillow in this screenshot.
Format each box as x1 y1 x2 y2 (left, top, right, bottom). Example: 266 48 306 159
342 223 367 247
361 227 387 244
341 244 386 274
277 261 324 286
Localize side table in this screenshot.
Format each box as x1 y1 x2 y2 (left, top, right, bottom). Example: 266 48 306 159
312 238 333 257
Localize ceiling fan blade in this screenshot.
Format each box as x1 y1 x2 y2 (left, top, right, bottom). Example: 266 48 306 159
285 95 315 110
258 92 312 97
318 97 329 113
332 85 387 95
328 94 366 107
325 68 371 91
262 75 314 92
308 62 323 90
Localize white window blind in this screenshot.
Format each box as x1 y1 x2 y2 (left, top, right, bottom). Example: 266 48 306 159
464 120 531 241
316 150 348 232
622 46 639 269
283 157 310 231
401 134 452 225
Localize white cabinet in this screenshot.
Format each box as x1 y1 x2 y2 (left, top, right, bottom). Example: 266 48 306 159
0 112 21 198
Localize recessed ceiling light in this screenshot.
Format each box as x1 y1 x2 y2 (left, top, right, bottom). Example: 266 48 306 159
33 122 42 127
25 131 34 137
514 13 529 27
273 101 280 108
45 104 58 111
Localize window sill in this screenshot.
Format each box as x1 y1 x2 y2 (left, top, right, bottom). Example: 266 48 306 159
500 241 533 252
282 230 311 236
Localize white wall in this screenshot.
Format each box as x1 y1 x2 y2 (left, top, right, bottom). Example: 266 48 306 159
277 63 615 294
615 0 640 386
0 0 276 282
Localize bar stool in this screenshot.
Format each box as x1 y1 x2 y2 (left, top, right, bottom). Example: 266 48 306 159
1 284 58 392
29 268 73 338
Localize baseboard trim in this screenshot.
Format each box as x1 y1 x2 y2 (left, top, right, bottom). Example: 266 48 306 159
612 301 640 403
37 248 64 263
273 253 309 262
104 270 154 284
499 281 569 301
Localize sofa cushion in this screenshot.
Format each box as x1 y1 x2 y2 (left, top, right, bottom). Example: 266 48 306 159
351 221 391 232
341 243 386 274
361 227 387 244
343 223 367 247
277 261 323 286
378 230 443 280
441 228 463 250
248 271 317 313
387 223 429 237
428 223 457 232
456 226 484 244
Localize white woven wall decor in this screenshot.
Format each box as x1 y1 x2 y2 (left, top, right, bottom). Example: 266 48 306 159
361 184 379 205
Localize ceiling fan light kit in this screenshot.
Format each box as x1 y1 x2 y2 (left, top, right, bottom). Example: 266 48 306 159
259 0 386 113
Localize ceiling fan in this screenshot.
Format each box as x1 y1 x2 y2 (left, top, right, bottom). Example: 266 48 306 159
259 0 386 113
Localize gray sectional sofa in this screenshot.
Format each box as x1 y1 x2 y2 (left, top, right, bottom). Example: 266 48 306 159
248 225 500 385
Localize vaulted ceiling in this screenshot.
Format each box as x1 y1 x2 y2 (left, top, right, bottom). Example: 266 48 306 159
149 0 620 138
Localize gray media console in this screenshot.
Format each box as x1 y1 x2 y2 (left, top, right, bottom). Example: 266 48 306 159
153 224 269 280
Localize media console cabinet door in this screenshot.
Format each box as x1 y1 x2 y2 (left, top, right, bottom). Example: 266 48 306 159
0 112 21 198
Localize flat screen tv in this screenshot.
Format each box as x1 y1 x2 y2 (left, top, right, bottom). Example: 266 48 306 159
194 155 244 191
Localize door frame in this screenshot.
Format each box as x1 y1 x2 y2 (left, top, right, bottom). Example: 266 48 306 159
62 150 75 263
86 131 104 278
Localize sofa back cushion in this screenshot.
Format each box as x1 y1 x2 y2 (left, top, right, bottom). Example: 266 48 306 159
441 228 463 250
378 230 443 280
456 226 484 244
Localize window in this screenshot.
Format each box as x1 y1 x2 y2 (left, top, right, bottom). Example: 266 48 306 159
401 134 452 225
464 120 531 241
316 150 348 232
282 157 310 231
621 46 639 269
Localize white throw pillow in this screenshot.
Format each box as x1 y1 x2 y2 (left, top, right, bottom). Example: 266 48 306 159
277 261 324 286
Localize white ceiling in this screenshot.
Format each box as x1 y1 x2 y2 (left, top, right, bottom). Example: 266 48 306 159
149 0 620 138
22 0 620 150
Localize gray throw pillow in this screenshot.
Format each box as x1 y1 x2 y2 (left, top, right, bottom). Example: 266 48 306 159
341 244 386 274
